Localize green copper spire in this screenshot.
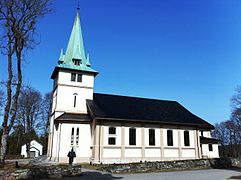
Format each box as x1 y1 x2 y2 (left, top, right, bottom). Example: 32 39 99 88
57 10 97 74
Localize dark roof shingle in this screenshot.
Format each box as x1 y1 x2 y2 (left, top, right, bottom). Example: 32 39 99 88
87 93 214 129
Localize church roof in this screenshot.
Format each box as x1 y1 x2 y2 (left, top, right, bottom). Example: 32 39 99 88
55 113 92 122
200 136 219 144
52 11 97 79
86 93 214 130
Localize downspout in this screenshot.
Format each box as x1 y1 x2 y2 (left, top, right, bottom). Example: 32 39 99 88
196 129 201 159
50 86 58 159
98 120 101 163
57 123 62 162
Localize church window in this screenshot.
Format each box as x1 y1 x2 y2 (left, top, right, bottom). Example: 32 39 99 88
77 74 82 82
184 131 190 146
71 73 82 82
209 144 213 151
149 129 155 146
71 73 76 81
167 130 173 146
109 127 116 134
108 127 116 145
73 94 77 107
129 128 136 145
76 128 79 146
71 128 74 146
108 137 116 145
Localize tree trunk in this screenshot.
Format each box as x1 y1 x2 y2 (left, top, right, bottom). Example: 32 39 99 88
0 128 8 167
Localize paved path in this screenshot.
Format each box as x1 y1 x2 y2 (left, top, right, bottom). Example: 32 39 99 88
59 168 241 180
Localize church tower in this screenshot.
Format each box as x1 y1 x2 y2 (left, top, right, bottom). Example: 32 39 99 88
47 10 98 162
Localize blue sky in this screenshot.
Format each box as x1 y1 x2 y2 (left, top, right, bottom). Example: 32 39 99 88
1 0 241 125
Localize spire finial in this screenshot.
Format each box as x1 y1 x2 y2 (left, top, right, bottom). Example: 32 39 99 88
77 0 80 11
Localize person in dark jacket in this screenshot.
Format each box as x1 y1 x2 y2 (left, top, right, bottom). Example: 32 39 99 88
67 147 76 165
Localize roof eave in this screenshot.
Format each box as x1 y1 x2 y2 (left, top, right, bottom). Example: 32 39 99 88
93 117 214 130
51 66 99 79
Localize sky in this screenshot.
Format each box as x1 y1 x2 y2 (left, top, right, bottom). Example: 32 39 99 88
1 0 241 125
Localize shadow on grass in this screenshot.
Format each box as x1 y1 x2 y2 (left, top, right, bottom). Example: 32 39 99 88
58 171 123 180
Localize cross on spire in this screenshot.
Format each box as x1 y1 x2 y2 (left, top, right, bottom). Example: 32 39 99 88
77 0 80 11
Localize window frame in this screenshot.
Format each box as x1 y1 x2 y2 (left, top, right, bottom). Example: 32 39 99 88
209 144 213 151
71 73 76 82
108 137 116 145
109 127 116 135
77 74 82 82
184 130 190 146
167 130 173 146
71 127 74 146
73 94 77 107
129 128 136 145
149 129 155 146
76 128 79 146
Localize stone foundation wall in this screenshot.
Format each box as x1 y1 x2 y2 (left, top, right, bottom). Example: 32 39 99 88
0 165 81 180
98 158 241 173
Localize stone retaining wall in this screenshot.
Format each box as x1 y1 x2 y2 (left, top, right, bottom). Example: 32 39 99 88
98 158 241 173
0 165 81 180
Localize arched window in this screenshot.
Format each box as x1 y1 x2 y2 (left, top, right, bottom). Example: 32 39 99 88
71 127 74 146
76 128 79 146
73 93 78 107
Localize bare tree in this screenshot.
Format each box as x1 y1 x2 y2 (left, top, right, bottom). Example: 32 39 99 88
40 92 52 154
16 86 42 157
0 89 4 115
212 122 228 156
0 0 52 165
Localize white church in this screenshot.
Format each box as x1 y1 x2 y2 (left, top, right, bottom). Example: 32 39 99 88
47 10 219 164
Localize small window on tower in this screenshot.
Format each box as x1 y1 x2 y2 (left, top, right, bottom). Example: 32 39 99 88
71 73 76 81
73 93 77 107
77 74 82 82
73 59 82 66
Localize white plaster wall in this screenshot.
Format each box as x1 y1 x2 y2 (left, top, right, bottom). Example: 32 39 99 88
125 149 142 158
103 148 121 158
56 85 93 113
58 70 94 88
164 149 179 158
201 144 219 158
163 129 178 147
182 149 196 158
145 148 161 158
58 123 92 161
